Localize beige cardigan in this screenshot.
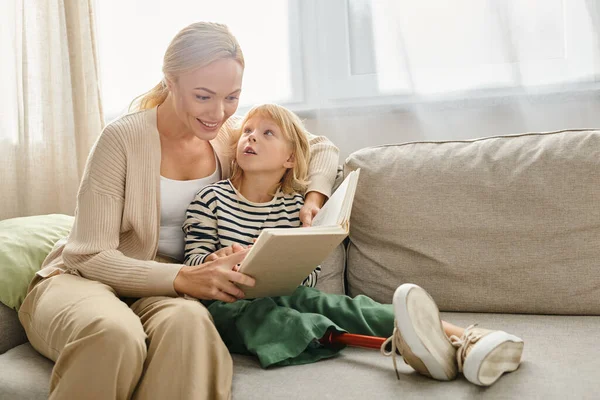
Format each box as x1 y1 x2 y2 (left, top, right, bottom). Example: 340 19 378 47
38 107 339 298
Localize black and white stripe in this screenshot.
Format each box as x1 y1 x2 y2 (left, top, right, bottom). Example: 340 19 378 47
183 180 320 288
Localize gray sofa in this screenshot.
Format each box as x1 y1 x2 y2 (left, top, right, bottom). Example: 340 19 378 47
2 129 600 399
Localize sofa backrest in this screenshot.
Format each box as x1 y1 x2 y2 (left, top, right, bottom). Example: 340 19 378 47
345 130 600 315
0 302 27 354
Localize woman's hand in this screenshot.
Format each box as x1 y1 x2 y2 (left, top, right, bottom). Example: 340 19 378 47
173 250 256 303
204 243 247 262
300 191 327 227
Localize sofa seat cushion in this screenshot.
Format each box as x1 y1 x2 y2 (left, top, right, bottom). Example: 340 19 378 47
2 313 599 399
0 343 53 400
232 312 600 399
345 130 600 314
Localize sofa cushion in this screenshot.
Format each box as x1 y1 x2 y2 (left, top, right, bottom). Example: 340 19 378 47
231 312 600 399
314 166 347 295
314 243 345 295
345 130 600 314
0 302 27 354
4 313 599 399
0 214 73 311
0 343 53 400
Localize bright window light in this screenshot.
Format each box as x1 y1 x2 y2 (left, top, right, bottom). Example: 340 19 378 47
95 0 294 118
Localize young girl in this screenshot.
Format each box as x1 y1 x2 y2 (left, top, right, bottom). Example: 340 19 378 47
182 104 524 387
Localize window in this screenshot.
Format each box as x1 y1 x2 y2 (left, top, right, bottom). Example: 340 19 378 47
316 0 600 105
95 0 600 119
95 0 303 119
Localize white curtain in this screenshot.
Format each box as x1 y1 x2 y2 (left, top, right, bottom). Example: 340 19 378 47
92 0 600 160
0 0 103 220
308 0 600 158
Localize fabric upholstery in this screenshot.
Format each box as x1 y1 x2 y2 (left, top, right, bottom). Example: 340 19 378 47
315 166 347 295
232 312 600 399
0 302 27 354
345 130 600 314
0 343 53 399
0 214 73 310
315 243 345 295
3 313 599 399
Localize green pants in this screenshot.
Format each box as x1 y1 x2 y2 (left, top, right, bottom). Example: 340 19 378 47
205 286 394 368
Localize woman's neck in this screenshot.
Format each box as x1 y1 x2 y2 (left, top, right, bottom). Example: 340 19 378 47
234 173 282 203
156 96 196 141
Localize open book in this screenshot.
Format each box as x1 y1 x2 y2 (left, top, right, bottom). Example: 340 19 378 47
237 169 361 298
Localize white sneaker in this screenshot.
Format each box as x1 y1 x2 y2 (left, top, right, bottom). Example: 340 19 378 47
451 325 524 386
381 284 457 380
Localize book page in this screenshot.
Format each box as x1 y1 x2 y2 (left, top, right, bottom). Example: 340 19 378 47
311 169 359 227
311 173 351 227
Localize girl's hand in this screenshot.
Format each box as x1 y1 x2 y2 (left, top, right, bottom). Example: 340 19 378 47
204 243 247 262
173 250 256 303
300 191 327 227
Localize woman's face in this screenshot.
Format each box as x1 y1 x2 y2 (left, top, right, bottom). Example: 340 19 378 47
167 58 243 140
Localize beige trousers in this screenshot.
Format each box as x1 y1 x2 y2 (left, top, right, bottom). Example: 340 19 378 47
18 274 233 400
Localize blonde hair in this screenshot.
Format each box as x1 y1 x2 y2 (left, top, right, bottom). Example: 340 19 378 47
230 104 311 195
130 22 244 111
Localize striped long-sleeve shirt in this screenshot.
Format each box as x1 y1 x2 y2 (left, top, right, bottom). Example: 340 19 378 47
183 180 320 288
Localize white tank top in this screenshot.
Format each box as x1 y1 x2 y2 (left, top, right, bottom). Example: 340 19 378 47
157 162 221 261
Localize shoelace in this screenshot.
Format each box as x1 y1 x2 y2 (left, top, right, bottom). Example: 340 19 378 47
380 323 405 380
449 324 481 372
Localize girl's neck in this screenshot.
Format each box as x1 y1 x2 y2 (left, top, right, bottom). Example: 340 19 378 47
233 173 281 203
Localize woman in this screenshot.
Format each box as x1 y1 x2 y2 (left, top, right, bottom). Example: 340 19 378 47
18 22 339 400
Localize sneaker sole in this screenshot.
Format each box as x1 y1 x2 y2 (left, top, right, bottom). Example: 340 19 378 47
393 284 457 381
463 331 524 386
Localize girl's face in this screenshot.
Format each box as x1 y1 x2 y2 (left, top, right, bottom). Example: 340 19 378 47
236 115 295 176
167 58 243 140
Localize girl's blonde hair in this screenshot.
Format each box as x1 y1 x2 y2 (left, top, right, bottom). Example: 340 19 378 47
130 22 244 111
230 104 311 195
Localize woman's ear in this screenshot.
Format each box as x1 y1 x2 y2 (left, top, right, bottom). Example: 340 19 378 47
283 153 295 169
164 77 173 91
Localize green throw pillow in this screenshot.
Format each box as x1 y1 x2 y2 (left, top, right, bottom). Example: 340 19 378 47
0 214 73 311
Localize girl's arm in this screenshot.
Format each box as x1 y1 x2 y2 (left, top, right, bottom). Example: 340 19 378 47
183 189 220 266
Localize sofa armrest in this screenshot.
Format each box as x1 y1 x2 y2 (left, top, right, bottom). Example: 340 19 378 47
0 302 28 354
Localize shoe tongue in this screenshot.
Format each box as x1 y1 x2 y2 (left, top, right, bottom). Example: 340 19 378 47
468 327 493 336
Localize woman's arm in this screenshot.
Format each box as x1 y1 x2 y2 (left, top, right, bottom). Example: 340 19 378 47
299 191 327 227
63 122 254 300
300 133 339 226
174 250 254 302
304 132 340 199
61 126 183 298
